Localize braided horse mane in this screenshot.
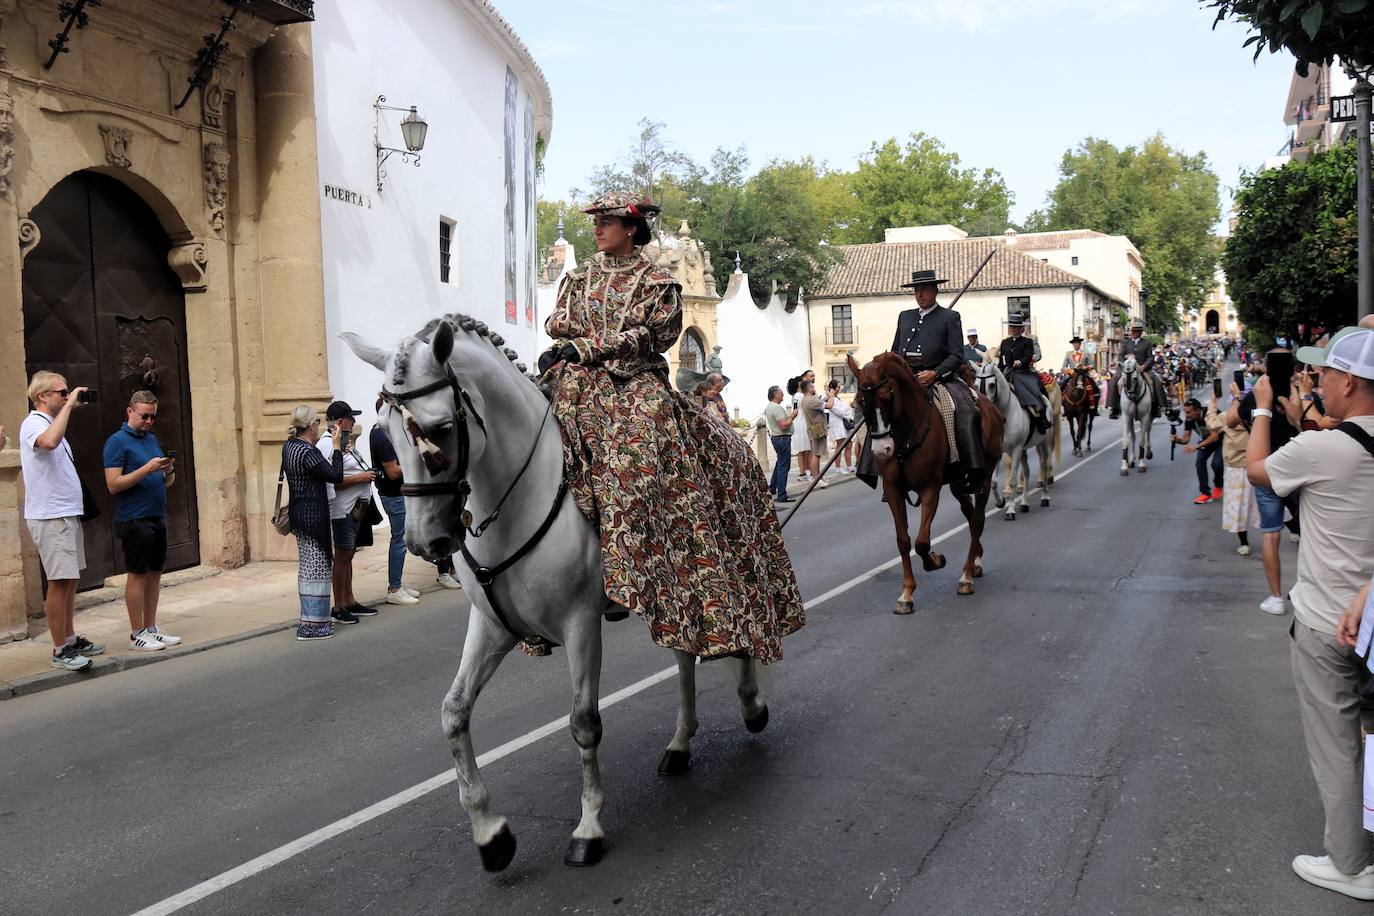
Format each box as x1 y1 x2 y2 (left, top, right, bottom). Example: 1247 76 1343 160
392 313 531 387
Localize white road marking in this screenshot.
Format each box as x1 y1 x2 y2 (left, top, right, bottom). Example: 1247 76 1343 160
132 442 1115 915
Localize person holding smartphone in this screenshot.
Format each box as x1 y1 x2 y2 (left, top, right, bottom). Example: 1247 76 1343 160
103 390 179 651
319 400 377 625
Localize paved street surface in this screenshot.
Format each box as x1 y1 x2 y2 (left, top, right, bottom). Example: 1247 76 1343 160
1 414 1355 916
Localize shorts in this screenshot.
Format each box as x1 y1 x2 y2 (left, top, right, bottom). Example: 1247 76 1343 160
116 516 168 574
26 516 86 581
1253 483 1286 534
332 515 359 550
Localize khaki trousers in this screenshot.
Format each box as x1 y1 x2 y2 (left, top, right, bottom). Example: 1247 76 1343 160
1291 621 1374 874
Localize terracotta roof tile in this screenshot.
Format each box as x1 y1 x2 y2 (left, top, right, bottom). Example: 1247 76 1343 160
972 230 1106 251
814 240 1090 299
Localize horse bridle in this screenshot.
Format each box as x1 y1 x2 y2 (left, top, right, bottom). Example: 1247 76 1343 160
859 373 933 464
378 358 565 648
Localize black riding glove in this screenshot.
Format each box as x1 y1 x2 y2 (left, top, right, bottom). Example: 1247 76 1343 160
559 343 581 364
537 348 559 375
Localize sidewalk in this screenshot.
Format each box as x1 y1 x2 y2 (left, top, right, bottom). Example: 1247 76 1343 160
0 534 457 701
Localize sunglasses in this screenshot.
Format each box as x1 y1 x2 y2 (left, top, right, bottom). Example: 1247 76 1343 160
48 388 70 397
133 411 157 421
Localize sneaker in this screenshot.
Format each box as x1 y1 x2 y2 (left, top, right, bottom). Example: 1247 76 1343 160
1290 532 1301 545
775 496 795 504
50 646 91 670
330 608 360 625
129 629 166 651
1292 854 1374 900
1192 494 1212 505
296 623 335 641
1211 486 1223 500
1260 595 1288 616
436 573 462 590
145 626 182 646
70 635 105 657
348 603 379 617
815 479 829 489
386 589 419 606
402 585 421 598
1237 544 1252 556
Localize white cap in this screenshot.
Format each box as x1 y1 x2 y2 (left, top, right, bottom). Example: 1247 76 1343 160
1298 328 1374 380
967 328 978 336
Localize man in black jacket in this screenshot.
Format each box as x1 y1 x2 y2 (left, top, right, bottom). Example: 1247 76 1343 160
881 268 984 493
1109 319 1166 419
997 312 1051 434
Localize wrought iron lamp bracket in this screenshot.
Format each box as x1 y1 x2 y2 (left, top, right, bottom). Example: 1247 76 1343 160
374 95 423 196
44 0 102 70
175 4 239 111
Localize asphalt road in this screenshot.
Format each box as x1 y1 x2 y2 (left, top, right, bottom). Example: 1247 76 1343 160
1 414 1357 916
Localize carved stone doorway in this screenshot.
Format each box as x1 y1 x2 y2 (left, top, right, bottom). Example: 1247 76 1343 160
22 171 201 589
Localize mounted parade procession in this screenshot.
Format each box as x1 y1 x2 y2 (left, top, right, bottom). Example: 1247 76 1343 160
6 1 1374 913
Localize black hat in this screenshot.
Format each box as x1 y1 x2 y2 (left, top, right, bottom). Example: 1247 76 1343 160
325 400 361 421
1007 312 1028 327
1069 335 1084 344
900 269 948 289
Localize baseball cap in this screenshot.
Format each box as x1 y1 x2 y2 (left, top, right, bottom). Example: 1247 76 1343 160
1297 327 1374 380
325 400 361 421
967 328 978 336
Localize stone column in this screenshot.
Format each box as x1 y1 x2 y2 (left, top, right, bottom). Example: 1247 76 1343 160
250 24 329 559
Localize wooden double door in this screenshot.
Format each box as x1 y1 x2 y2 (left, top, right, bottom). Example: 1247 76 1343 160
22 171 200 589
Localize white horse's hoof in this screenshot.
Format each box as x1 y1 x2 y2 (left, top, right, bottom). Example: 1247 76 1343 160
565 836 604 867
1138 466 1147 474
957 580 974 595
895 600 915 615
1019 504 1030 513
478 823 517 872
1039 497 1050 507
657 749 691 776
744 704 770 733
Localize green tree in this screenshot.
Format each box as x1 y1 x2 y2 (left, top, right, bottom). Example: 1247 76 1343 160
1206 0 1374 70
842 133 1013 243
535 199 595 261
1223 140 1360 340
1026 134 1221 330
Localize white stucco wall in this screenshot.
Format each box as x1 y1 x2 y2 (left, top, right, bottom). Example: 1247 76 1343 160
313 0 550 446
1026 236 1141 315
716 275 811 423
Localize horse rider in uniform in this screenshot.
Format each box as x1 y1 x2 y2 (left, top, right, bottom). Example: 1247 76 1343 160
1108 319 1167 419
1061 335 1100 411
996 312 1051 434
964 329 988 366
857 268 985 495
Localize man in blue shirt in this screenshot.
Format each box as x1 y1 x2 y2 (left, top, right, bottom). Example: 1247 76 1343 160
103 390 181 651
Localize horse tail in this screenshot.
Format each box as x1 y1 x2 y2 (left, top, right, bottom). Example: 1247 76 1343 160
1052 407 1062 464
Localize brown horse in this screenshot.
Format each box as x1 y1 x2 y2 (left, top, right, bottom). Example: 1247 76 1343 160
849 353 1005 614
1060 366 1098 457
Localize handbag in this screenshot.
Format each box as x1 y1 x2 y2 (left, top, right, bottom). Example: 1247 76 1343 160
271 459 291 536
79 477 101 521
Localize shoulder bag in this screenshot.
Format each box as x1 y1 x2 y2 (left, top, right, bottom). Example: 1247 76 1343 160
271 453 291 536
30 411 101 520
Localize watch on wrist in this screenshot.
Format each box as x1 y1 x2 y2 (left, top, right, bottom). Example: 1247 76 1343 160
1252 407 1273 419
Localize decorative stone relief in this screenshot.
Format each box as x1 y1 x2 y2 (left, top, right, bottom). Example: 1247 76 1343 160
201 71 224 129
100 124 132 168
0 87 13 197
203 142 229 236
18 217 39 261
167 239 207 292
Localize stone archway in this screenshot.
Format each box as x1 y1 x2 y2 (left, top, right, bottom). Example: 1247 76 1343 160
22 170 201 588
1205 309 1220 335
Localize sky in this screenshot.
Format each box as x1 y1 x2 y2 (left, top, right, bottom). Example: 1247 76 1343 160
494 0 1299 233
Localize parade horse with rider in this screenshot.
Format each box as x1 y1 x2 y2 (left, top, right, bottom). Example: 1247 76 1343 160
343 193 804 874
854 267 1005 613
1060 334 1098 456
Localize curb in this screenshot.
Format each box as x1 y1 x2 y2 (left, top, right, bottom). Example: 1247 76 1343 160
0 619 297 702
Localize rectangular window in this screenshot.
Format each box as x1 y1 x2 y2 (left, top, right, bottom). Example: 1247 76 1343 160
1007 296 1031 320
828 364 856 394
1070 255 1079 266
830 304 853 345
439 217 456 285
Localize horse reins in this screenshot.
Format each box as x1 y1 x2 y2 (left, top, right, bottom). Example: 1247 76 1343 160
378 357 566 646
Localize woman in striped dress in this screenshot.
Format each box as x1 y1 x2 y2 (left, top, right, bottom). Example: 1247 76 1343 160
283 405 344 640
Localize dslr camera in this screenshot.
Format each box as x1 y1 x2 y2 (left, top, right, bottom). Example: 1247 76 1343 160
1164 406 1182 424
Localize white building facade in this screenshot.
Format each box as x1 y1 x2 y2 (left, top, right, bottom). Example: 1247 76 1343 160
313 0 552 434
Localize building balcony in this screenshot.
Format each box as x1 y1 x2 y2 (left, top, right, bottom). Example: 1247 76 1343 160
824 325 857 349
1295 111 1327 142
238 0 315 24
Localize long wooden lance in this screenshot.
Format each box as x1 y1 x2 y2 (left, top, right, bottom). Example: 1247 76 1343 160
779 243 1000 530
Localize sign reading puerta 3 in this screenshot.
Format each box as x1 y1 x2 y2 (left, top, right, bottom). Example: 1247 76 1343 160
323 183 372 209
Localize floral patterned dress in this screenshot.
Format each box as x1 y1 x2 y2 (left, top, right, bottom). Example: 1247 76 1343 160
544 248 804 662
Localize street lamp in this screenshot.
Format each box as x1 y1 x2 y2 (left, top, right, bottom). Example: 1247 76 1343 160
375 95 428 196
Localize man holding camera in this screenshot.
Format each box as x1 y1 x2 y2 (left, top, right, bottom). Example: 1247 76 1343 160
103 390 180 651
764 385 798 503
1170 397 1223 504
20 371 105 670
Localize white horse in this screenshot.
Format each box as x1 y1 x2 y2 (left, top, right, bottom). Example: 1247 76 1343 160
974 359 1060 520
342 317 771 873
1118 354 1154 475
